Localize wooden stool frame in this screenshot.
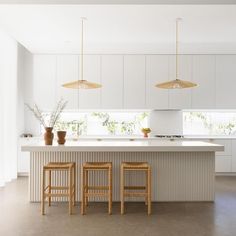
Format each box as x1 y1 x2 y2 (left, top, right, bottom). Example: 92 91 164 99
120 162 151 215
41 162 76 215
81 162 112 215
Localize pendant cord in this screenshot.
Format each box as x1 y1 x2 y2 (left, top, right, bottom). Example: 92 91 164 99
176 18 179 80
80 18 84 81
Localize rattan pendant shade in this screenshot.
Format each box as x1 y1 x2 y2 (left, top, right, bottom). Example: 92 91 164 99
155 79 197 89
156 18 197 89
62 17 102 89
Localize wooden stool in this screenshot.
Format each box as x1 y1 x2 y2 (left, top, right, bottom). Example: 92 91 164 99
81 162 112 215
120 162 151 215
41 162 76 215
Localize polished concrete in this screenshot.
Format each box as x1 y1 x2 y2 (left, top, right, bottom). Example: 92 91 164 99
0 176 236 236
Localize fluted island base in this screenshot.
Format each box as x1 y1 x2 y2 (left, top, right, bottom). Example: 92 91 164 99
29 151 215 202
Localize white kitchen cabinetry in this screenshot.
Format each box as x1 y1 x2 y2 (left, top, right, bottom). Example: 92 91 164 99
192 55 216 109
146 55 169 109
231 140 236 172
17 138 31 175
101 55 123 109
215 55 236 109
212 139 232 173
33 55 57 110
56 55 79 109
124 55 146 109
168 55 192 109
79 55 101 109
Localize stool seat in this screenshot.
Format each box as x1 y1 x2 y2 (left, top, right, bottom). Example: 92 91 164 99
83 162 112 169
45 162 75 169
121 162 149 169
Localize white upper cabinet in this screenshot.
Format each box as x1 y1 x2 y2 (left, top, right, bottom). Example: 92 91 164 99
168 55 193 109
56 55 79 110
146 55 169 109
33 55 56 110
192 55 216 109
216 55 236 109
79 55 101 109
123 55 146 109
101 55 123 109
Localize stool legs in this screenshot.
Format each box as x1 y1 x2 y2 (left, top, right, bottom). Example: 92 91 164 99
108 166 112 215
41 168 45 215
41 162 76 215
73 164 76 206
81 168 85 215
148 167 151 215
120 163 152 215
145 170 148 206
120 166 124 215
48 170 51 206
85 170 88 207
81 162 112 215
69 166 72 215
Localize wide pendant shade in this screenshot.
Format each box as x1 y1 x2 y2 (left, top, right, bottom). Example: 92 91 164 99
62 18 102 90
155 18 198 90
156 79 197 89
62 80 102 89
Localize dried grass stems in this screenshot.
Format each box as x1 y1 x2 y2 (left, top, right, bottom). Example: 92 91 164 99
25 98 68 129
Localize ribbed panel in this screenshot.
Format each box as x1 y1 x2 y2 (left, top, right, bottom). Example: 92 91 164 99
30 152 215 202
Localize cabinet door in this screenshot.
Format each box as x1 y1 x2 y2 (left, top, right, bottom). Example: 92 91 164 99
101 55 123 109
33 55 56 110
79 55 101 109
169 55 192 109
231 140 236 172
215 156 232 172
56 55 79 110
216 55 236 109
213 139 232 172
124 55 146 109
192 55 216 109
146 55 169 109
212 139 231 156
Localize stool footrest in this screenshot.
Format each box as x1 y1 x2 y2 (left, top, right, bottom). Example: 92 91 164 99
85 186 109 190
85 192 110 196
124 192 148 197
45 193 71 197
124 186 146 190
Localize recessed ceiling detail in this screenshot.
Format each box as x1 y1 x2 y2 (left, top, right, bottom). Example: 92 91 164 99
0 5 236 54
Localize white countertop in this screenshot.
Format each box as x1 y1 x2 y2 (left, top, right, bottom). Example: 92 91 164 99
19 135 236 141
21 140 224 152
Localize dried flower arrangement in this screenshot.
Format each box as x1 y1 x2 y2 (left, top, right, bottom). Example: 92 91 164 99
25 98 68 129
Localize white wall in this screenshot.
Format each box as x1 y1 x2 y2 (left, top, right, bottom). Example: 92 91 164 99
0 30 18 185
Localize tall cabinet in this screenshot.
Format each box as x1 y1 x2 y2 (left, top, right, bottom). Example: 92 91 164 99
101 55 123 109
123 55 146 109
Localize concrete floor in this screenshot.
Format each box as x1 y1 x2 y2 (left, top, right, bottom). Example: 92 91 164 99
0 177 236 236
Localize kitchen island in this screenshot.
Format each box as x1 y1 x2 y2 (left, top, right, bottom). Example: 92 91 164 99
22 140 223 202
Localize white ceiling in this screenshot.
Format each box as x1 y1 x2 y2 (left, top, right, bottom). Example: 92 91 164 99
1 0 236 4
0 5 236 54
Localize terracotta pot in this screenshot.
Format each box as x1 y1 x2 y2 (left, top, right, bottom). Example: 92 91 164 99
44 127 54 145
57 131 66 145
143 132 148 138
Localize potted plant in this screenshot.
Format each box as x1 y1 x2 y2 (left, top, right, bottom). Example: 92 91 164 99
141 128 151 138
25 98 68 145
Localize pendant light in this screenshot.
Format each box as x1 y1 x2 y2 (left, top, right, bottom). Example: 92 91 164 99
155 18 197 89
62 17 102 89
